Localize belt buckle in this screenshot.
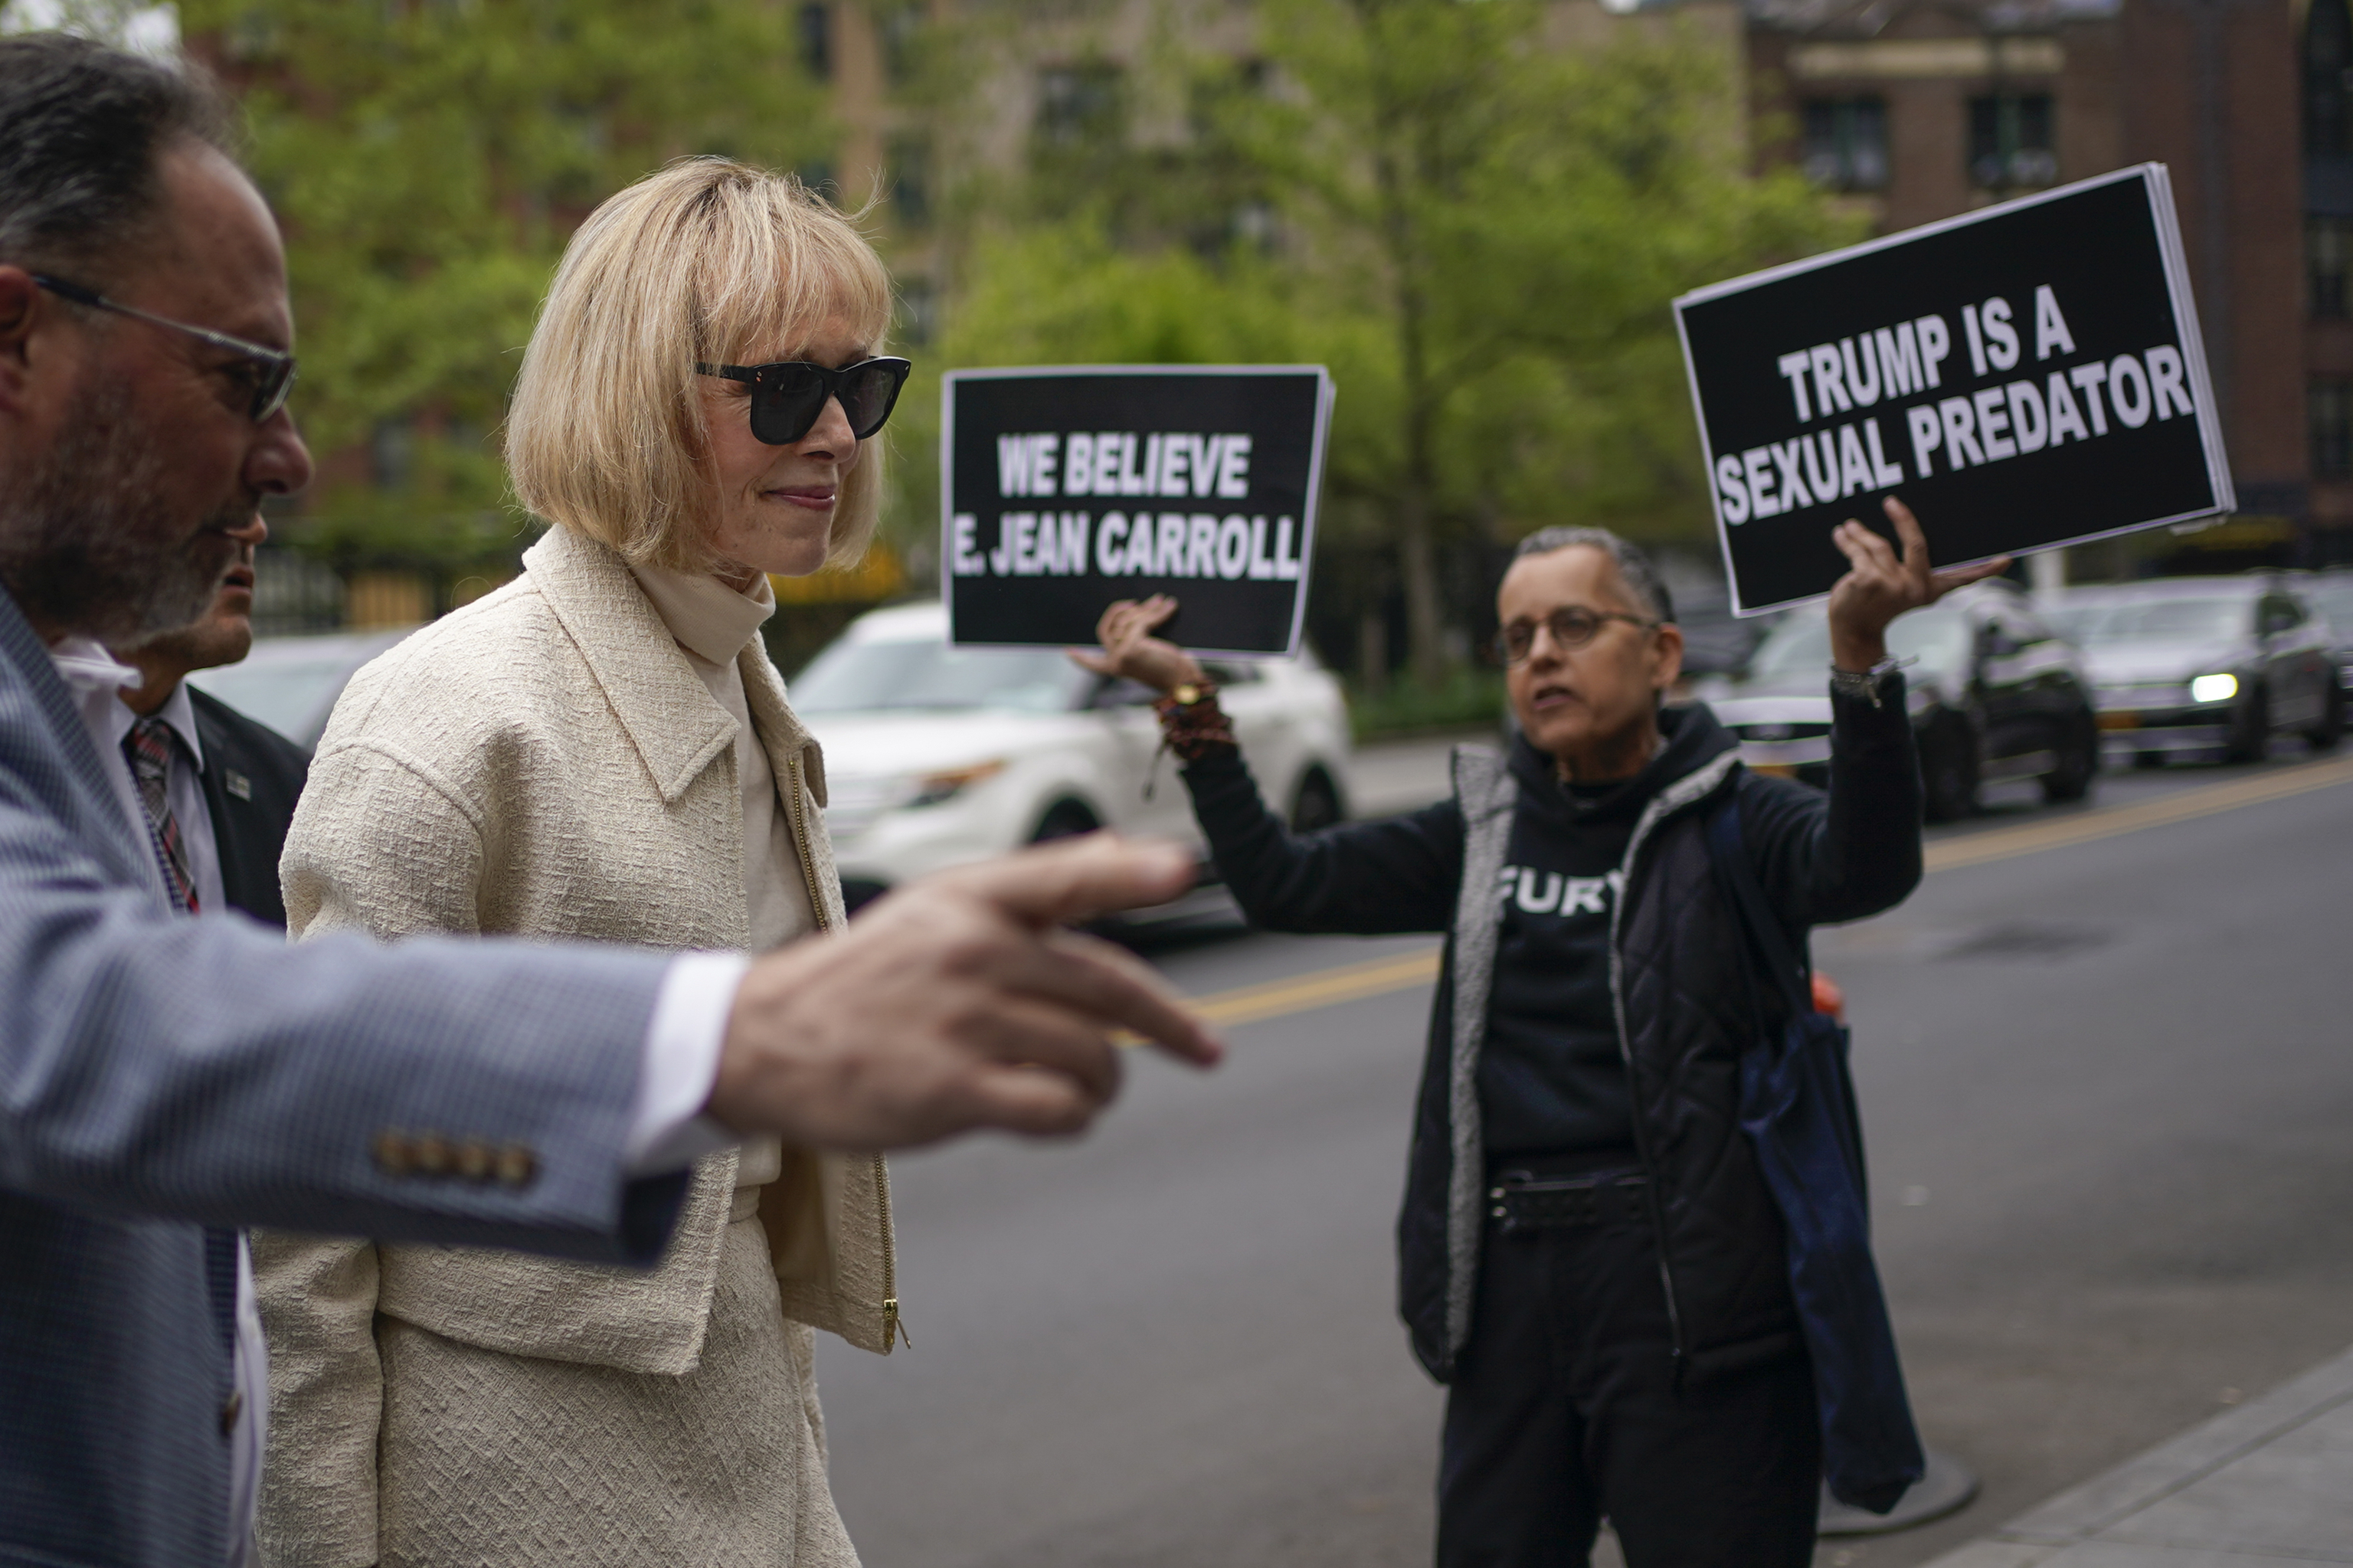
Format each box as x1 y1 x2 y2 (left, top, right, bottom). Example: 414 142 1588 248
1489 1172 1602 1234
1487 1170 1648 1234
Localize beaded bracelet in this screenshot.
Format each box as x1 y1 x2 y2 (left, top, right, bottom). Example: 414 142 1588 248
1152 682 1239 762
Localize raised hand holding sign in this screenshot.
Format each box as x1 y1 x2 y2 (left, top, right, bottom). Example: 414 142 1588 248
1676 164 2230 614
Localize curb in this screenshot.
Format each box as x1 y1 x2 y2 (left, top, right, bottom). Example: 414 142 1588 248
1919 1343 2353 1566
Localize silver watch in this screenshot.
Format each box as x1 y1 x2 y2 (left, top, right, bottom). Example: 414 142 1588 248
1828 656 1904 709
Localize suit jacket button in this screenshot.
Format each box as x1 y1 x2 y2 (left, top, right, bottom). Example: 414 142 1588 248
495 1144 538 1188
371 1130 414 1177
454 1139 493 1181
412 1134 452 1177
220 1390 243 1435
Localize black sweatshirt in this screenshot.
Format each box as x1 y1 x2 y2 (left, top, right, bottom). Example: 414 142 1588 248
1179 696 1922 1160
1478 709 1739 1154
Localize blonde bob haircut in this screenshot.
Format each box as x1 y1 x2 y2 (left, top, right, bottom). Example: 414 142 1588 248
506 155 894 574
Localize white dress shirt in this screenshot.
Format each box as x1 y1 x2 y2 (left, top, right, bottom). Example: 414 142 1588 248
44 637 744 1566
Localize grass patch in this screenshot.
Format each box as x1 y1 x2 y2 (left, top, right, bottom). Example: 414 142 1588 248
1349 668 1507 741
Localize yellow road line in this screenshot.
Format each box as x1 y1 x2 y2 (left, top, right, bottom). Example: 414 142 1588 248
1923 755 2353 873
1188 946 1441 1027
1157 757 2353 1036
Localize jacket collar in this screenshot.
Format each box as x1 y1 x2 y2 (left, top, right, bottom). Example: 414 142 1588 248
520 526 736 804
1506 701 1739 821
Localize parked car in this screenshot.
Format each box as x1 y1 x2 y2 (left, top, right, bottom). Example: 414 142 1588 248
791 601 1353 913
1707 579 2099 821
2288 569 2353 699
2042 577 2343 765
183 627 417 749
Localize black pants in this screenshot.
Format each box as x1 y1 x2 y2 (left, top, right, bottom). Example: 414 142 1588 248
1435 1189 1821 1568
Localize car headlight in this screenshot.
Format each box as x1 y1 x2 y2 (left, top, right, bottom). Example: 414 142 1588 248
905 759 1006 808
825 759 1007 838
2188 673 2238 704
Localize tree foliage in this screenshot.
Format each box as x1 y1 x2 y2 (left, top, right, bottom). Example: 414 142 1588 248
177 0 831 568
921 0 1857 681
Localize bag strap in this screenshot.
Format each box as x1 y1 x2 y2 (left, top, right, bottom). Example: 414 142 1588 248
1704 788 1814 1023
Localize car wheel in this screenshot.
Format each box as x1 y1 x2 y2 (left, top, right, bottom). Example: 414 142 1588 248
1290 768 1343 833
2306 682 2345 753
1920 714 1979 823
2040 712 2097 804
1030 799 1101 843
2224 683 2270 764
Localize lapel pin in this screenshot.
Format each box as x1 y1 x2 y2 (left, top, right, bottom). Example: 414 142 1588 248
224 771 252 800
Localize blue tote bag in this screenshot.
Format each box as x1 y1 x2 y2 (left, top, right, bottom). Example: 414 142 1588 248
1707 796 1925 1514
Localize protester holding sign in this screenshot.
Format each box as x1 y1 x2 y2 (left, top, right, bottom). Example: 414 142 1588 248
1076 500 2004 1568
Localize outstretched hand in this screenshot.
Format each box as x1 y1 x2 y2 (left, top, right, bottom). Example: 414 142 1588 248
709 833 1224 1151
1066 594 1206 696
1827 496 2011 672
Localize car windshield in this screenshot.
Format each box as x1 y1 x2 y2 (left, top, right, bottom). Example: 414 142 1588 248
1746 606 1970 679
2296 580 2353 633
791 637 1089 714
184 654 358 745
2055 596 2249 643
2040 603 2109 643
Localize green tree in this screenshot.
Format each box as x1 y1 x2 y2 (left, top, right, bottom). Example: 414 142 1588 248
919 0 1853 686
176 0 833 579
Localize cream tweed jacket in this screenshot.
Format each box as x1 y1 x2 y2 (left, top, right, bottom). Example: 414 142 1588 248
256 524 897 1568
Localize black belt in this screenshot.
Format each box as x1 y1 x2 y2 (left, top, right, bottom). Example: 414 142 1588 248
1487 1167 1650 1236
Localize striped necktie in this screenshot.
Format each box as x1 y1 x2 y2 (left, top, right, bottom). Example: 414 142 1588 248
123 714 200 913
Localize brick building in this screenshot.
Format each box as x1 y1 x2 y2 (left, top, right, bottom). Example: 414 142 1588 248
1747 0 2336 566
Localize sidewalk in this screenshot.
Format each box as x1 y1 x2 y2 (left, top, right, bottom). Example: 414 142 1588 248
1923 1344 2353 1567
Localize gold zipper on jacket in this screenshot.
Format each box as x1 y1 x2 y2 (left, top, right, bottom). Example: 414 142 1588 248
784 751 908 1350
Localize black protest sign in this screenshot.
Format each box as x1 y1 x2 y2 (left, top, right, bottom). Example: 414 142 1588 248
1675 164 2233 614
942 366 1334 654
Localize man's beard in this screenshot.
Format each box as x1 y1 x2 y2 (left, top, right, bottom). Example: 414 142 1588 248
0 375 247 644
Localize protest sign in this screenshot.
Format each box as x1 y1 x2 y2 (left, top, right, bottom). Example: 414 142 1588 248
941 365 1334 654
1674 164 2234 614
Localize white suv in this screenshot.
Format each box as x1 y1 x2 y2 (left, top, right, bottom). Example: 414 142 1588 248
790 601 1353 914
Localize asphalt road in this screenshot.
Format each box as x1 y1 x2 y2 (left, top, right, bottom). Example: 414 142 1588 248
816 741 2353 1568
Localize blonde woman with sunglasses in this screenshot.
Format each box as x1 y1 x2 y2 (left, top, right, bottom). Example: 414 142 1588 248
255 158 911 1568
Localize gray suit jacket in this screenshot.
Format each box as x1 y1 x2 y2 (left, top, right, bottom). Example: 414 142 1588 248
0 588 689 1568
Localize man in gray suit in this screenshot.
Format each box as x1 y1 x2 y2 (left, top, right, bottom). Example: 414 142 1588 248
0 34 1220 1568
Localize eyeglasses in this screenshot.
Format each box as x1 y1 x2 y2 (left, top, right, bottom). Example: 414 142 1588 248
33 273 297 423
1495 605 1659 666
694 356 912 445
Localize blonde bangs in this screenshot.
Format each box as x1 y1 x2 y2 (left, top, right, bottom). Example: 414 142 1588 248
506 156 895 574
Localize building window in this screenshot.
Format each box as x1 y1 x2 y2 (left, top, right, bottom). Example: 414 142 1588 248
1967 93 2057 190
895 278 938 348
370 417 414 491
2309 0 2351 156
1802 99 1889 191
797 2 830 80
1036 63 1124 149
2315 219 2352 318
878 2 924 85
889 137 931 229
2314 378 2353 478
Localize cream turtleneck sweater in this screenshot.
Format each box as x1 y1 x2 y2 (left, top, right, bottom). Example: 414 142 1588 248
628 564 817 951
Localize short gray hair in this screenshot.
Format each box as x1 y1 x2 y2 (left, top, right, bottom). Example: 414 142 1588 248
1511 526 1674 624
0 34 236 283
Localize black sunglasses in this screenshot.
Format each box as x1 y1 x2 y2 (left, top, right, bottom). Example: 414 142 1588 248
33 273 297 423
695 356 912 445
1495 605 1659 666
